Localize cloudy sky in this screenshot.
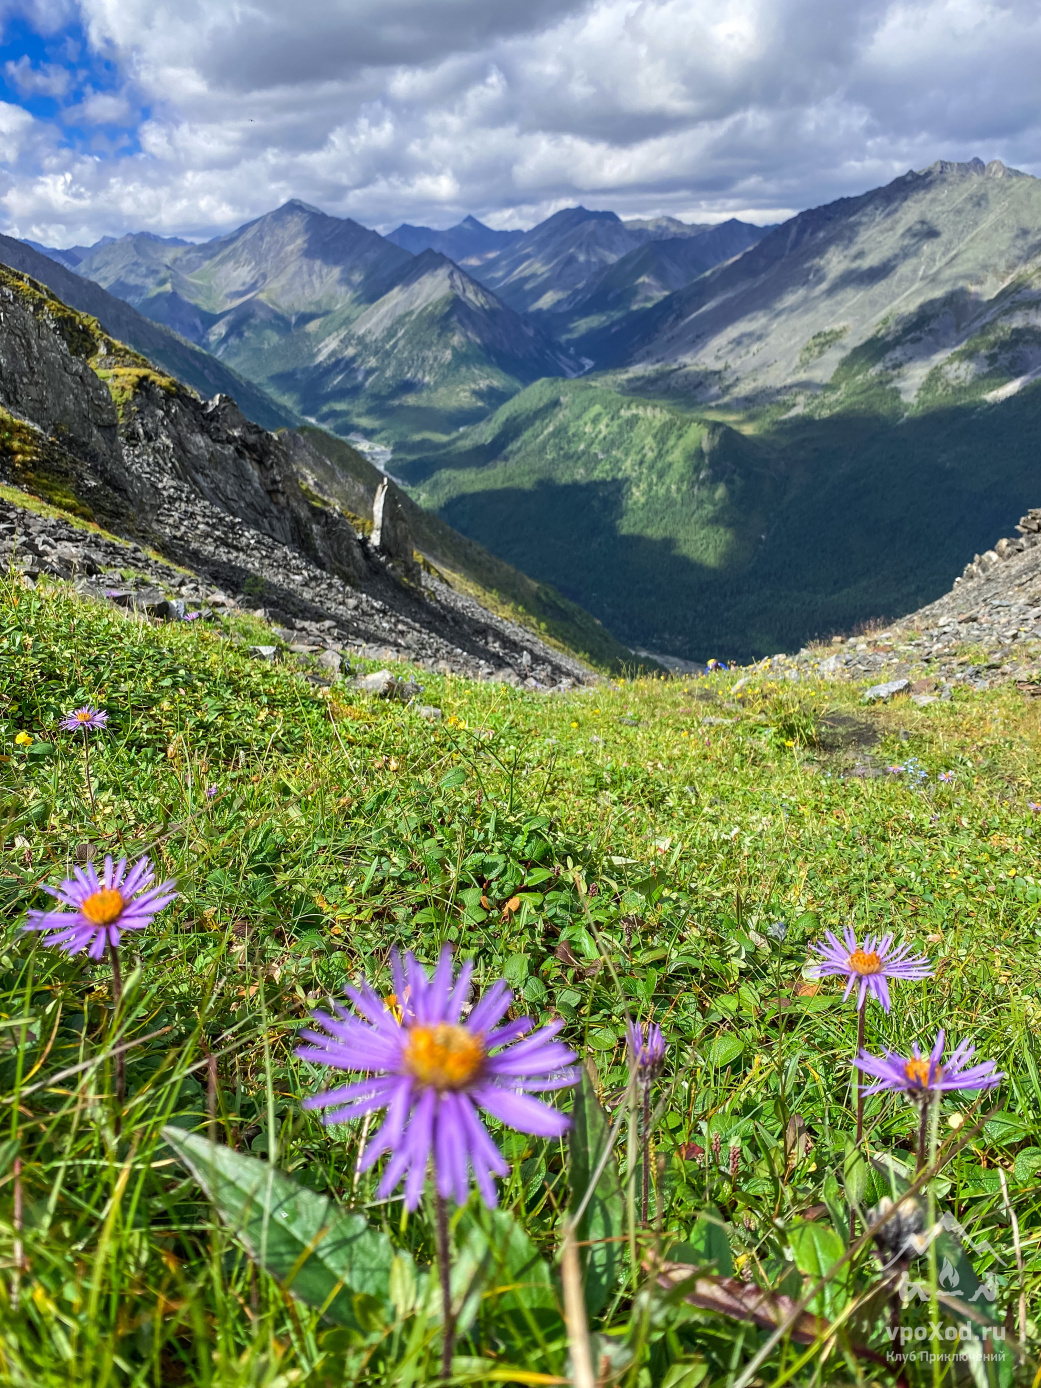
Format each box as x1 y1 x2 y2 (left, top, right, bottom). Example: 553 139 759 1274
0 0 1038 246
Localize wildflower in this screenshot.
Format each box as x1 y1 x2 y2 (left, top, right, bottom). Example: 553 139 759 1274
184 611 201 621
939 771 955 783
854 1030 1002 1098
886 764 905 775
811 925 932 1012
205 784 218 798
14 731 32 746
23 854 178 960
60 706 108 732
297 949 578 1208
1029 802 1040 815
626 1020 665 1082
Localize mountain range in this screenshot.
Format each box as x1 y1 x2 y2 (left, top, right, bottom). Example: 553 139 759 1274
19 157 1041 662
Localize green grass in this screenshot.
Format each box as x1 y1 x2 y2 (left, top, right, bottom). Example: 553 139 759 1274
2 574 1041 1384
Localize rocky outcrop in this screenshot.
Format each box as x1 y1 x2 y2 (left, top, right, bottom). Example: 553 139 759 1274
371 478 418 577
955 508 1041 584
0 264 595 687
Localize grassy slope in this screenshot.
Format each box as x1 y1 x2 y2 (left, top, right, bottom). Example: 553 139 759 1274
394 371 1041 663
3 574 1041 1383
296 426 637 671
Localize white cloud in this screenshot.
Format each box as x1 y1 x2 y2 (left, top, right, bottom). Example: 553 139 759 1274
1 0 1040 245
4 55 72 96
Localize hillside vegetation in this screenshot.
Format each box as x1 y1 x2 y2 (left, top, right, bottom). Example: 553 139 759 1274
3 571 1041 1384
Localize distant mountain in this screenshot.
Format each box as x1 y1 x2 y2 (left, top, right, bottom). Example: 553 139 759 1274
468 207 650 315
395 160 1041 661
266 249 576 445
612 158 1041 409
0 233 295 430
63 201 573 446
549 219 770 347
386 215 522 265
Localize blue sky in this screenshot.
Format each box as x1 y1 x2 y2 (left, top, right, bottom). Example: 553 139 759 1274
1 0 1040 246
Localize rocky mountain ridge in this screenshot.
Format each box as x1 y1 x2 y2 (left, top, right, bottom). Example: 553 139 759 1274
0 262 618 683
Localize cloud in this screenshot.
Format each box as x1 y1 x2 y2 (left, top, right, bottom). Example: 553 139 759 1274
1 0 1040 245
4 55 71 96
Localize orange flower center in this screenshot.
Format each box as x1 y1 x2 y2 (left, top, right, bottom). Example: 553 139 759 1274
403 1023 485 1091
80 888 125 926
904 1058 938 1086
848 948 882 975
75 711 93 723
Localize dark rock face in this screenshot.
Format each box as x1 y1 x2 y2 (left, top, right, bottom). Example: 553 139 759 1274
0 265 595 687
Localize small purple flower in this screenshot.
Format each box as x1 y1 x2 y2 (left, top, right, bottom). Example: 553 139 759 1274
1029 802 1041 815
24 854 177 960
205 784 218 798
854 1030 1003 1097
886 764 905 775
938 771 955 784
811 926 932 1012
60 706 108 733
297 949 579 1208
626 1019 665 1081
184 611 201 621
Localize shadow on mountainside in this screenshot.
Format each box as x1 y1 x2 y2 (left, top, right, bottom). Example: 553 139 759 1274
431 385 1041 662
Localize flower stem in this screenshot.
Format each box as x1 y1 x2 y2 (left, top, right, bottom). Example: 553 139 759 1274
109 944 124 1133
641 1083 651 1225
435 1193 454 1380
854 999 866 1145
850 999 866 1243
82 729 96 817
916 1098 929 1173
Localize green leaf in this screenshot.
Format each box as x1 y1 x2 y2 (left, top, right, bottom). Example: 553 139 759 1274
1014 1147 1041 1184
162 1126 410 1330
440 767 467 788
705 1033 744 1067
668 1206 734 1276
842 1139 869 1207
787 1219 850 1316
450 1205 562 1353
568 1060 624 1317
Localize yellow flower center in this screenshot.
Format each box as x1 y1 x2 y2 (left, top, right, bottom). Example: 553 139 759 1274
403 1023 485 1091
80 888 125 926
75 711 93 723
904 1058 938 1086
848 948 882 975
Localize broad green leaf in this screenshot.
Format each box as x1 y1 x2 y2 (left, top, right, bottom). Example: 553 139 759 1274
440 767 467 788
568 1060 624 1317
449 1205 563 1355
705 1033 744 1067
787 1218 850 1316
668 1207 734 1276
842 1139 869 1207
1013 1146 1041 1183
163 1126 410 1330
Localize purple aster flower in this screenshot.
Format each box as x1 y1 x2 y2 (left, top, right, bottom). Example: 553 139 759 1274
23 854 178 960
854 1030 1003 1097
184 611 201 621
811 926 933 1012
297 949 579 1209
626 1019 665 1081
938 771 955 783
60 706 108 733
205 784 218 798
1029 802 1041 815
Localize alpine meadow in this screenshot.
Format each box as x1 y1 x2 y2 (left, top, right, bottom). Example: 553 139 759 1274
4 8 1041 1385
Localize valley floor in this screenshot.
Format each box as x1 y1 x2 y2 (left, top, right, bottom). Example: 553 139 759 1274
2 560 1041 1384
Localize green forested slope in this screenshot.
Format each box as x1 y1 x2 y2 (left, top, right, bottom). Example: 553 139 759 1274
395 374 1041 662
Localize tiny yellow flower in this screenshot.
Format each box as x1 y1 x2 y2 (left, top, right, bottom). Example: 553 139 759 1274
571 721 578 728
15 731 32 746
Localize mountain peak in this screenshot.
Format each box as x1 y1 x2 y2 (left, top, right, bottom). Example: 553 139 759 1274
458 215 491 232
918 156 1028 182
